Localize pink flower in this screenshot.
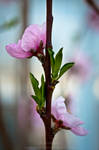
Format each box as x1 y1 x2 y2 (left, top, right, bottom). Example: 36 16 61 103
17 98 29 129
6 23 46 59
31 99 44 127
52 96 88 136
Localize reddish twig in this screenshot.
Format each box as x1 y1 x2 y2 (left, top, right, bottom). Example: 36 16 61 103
85 0 99 14
44 0 53 150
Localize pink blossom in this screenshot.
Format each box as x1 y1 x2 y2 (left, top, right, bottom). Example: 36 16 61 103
6 23 46 59
17 98 29 129
52 96 88 136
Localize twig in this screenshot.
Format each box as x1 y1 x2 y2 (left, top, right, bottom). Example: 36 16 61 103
44 0 53 150
85 0 99 14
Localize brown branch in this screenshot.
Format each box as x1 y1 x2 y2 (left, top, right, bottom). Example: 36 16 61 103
85 0 99 14
44 0 53 150
45 0 53 116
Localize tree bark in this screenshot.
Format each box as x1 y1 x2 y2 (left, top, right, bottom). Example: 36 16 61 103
45 0 53 150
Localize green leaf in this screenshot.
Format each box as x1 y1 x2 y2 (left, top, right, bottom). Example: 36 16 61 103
29 72 41 99
40 74 45 107
41 75 45 99
30 72 39 86
48 48 55 73
57 62 74 79
53 48 63 78
31 95 40 105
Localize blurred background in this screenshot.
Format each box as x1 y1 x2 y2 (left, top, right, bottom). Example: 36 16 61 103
0 0 99 149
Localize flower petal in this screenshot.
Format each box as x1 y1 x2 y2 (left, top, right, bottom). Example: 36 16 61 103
6 40 33 59
21 23 46 52
52 96 84 128
40 23 46 46
61 112 84 128
52 96 66 119
71 126 88 136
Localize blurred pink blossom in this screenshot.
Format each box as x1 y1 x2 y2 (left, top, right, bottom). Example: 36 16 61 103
87 10 99 31
31 99 44 127
18 98 43 129
52 96 88 136
6 23 46 59
17 98 28 129
69 51 91 81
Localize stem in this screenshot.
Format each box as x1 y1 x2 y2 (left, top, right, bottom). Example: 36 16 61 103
44 0 53 150
85 0 99 14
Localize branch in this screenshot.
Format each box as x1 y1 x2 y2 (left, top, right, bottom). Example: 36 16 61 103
85 0 99 14
44 0 53 150
45 0 53 114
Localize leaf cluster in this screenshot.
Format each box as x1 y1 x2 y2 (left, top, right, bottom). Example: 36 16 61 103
48 48 74 81
30 48 74 109
30 73 45 109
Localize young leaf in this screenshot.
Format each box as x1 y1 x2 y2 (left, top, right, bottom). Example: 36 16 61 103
30 72 39 86
48 48 55 73
31 95 40 105
53 48 63 78
57 62 74 79
41 75 45 98
29 72 41 99
40 74 45 106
